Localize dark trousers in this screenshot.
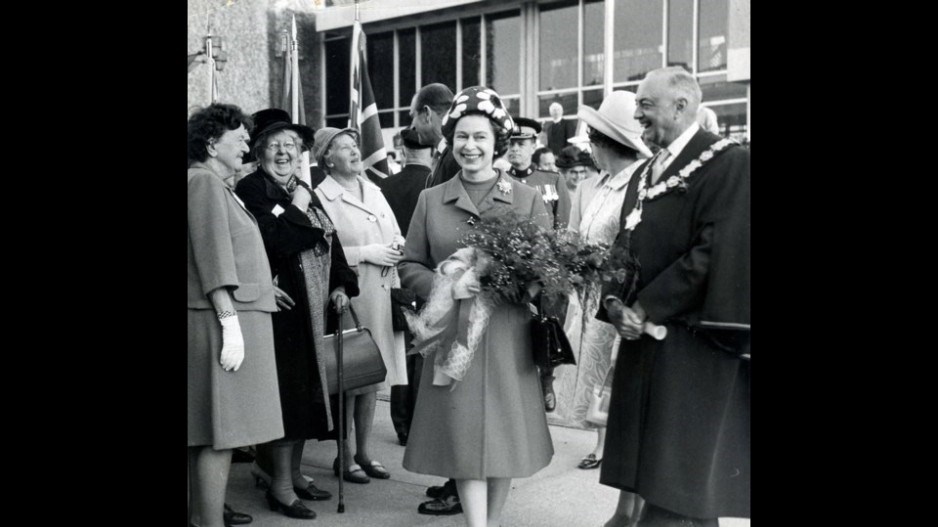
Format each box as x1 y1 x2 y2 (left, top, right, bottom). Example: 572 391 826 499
390 353 423 437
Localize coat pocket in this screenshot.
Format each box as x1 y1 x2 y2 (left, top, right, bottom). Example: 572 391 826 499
232 283 260 302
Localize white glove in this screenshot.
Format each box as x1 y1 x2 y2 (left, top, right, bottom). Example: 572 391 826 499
219 316 245 372
359 243 403 266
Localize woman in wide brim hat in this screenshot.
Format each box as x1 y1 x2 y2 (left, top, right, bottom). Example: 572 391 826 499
398 86 555 527
234 108 359 519
555 90 650 522
311 126 408 484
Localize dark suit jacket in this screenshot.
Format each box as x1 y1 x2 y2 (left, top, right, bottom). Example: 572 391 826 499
543 119 578 156
596 128 751 518
425 145 461 188
377 163 431 237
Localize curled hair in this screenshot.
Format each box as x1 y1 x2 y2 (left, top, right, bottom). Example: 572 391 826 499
588 127 640 159
187 103 252 164
443 110 512 158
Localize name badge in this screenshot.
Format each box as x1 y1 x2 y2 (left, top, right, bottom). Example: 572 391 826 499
272 204 286 217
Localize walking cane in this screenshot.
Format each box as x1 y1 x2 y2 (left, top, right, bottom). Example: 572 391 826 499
335 303 346 513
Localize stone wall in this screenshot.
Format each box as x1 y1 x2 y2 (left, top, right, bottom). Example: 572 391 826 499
187 0 323 127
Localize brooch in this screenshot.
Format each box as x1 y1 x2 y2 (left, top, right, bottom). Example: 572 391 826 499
466 216 477 226
496 178 512 195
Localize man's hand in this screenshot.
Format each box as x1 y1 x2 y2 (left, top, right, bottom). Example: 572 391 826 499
604 296 643 340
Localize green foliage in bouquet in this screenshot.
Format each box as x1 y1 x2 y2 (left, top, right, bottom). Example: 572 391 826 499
459 209 634 305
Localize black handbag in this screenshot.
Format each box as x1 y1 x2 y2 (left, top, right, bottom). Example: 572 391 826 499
530 314 576 370
322 304 388 395
390 287 417 332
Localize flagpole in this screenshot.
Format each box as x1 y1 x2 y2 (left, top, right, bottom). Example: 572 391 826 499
205 28 216 104
291 15 300 121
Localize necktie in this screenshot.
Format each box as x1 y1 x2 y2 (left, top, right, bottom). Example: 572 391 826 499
650 149 671 185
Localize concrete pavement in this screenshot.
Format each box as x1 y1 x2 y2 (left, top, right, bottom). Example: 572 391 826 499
223 398 749 527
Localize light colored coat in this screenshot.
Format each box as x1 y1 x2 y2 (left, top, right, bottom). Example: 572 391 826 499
315 175 407 387
399 171 555 479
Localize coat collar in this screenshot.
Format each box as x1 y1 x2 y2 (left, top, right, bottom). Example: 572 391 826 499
318 174 382 214
442 169 514 217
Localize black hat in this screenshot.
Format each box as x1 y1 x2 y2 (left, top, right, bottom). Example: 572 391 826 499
400 127 429 150
247 108 316 162
510 117 542 140
555 145 596 170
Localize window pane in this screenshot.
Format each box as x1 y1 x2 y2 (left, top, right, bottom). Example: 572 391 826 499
538 92 578 119
486 11 520 95
707 102 746 142
613 0 663 83
367 31 394 110
462 17 481 89
667 0 693 71
583 0 604 87
699 77 746 102
582 88 605 110
421 21 457 92
326 115 349 129
398 28 416 107
502 96 521 118
399 110 412 127
698 0 728 72
539 0 578 91
378 111 395 128
325 38 350 115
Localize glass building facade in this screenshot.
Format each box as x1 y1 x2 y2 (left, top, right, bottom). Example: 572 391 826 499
320 0 749 143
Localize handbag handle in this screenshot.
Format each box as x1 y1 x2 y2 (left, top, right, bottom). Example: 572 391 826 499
334 302 364 333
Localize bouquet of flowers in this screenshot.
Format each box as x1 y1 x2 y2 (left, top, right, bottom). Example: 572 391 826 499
405 208 638 388
459 209 635 306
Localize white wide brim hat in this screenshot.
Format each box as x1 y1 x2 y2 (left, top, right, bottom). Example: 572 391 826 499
577 91 653 159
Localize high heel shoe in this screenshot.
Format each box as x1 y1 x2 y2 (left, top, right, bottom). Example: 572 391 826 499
265 491 317 520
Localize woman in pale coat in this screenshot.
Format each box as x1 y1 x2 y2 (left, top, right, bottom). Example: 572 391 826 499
313 127 407 483
399 86 554 527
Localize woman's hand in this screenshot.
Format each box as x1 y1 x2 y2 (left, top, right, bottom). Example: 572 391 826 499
274 286 295 311
219 316 245 372
291 183 312 210
361 243 404 266
452 268 481 299
330 287 350 314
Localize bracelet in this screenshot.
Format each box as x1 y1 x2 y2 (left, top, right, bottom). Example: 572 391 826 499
216 310 236 320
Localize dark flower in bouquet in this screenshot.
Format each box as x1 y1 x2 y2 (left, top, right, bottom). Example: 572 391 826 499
459 209 634 305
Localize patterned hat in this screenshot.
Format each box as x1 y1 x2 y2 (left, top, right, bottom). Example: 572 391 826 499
441 86 514 139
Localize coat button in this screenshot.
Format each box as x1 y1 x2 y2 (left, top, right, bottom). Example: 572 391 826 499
367 215 377 222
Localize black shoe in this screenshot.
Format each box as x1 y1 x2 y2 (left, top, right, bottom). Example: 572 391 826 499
294 482 332 501
398 431 408 446
223 503 252 525
265 491 317 519
425 485 446 499
418 495 462 516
